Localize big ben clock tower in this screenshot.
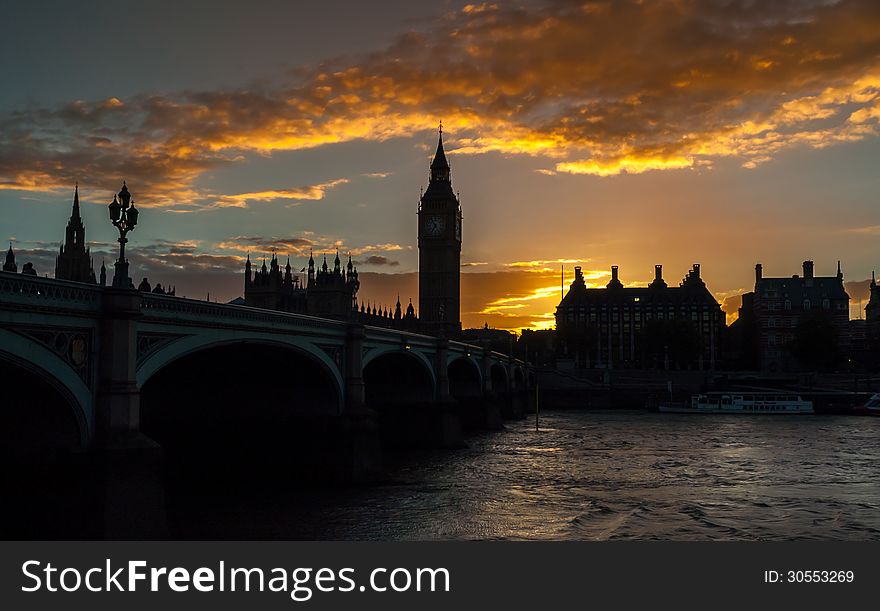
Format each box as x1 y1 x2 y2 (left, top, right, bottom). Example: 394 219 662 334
418 125 462 338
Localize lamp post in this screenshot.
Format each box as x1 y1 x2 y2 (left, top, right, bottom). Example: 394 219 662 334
108 181 139 288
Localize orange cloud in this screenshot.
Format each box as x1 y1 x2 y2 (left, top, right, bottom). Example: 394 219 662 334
211 178 350 209
1 1 880 203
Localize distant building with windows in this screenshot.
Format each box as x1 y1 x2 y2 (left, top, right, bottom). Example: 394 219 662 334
555 264 723 369
747 260 850 371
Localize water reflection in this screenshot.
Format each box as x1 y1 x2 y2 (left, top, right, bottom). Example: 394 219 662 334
169 411 880 540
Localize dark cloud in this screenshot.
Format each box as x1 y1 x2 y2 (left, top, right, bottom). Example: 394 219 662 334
217 235 317 256
360 255 399 266
2 0 879 203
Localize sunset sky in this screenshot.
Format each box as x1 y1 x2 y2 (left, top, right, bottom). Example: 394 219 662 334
2 0 879 331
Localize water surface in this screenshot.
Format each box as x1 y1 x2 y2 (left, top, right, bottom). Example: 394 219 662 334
172 410 880 540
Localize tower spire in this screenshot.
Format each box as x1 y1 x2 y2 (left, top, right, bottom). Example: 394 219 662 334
3 241 16 273
57 182 92 281
430 123 450 182
72 182 81 219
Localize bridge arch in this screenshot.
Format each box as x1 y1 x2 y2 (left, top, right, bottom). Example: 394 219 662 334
138 338 344 482
363 349 436 406
448 356 483 400
0 328 92 447
363 346 436 389
137 333 344 407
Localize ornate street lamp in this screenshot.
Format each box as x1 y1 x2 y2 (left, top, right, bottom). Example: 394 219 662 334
108 181 139 288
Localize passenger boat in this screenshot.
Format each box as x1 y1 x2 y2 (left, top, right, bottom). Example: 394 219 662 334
855 392 880 416
659 393 813 414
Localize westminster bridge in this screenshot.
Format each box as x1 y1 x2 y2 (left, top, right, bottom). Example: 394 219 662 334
0 273 535 530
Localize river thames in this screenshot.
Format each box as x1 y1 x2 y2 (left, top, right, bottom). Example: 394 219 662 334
170 411 880 540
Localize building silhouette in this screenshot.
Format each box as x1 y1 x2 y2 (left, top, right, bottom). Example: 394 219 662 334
555 264 723 369
3 243 48 280
418 126 462 338
241 247 421 330
240 126 461 337
243 250 361 321
866 271 880 339
739 261 850 371
4 243 17 273
55 184 97 284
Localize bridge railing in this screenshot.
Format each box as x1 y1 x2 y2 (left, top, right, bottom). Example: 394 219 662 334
139 295 529 367
140 293 350 333
446 339 526 367
0 272 103 313
360 323 440 347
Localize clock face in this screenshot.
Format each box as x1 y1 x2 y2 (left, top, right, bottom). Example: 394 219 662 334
425 215 445 236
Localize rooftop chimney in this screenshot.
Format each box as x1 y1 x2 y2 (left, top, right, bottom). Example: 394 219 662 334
803 260 814 279
575 266 583 281
655 265 662 282
607 265 623 289
755 263 763 283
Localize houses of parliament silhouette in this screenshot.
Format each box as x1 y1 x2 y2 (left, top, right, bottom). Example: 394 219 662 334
242 126 463 336
4 127 465 337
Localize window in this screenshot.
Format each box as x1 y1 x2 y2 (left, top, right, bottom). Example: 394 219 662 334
784 300 791 310
803 299 811 311
822 299 830 309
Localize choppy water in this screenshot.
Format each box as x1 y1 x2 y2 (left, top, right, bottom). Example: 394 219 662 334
173 411 880 540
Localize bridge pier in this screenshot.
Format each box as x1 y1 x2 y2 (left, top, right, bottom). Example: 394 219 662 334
436 338 451 402
504 390 528 420
498 390 525 419
457 395 503 431
94 288 166 538
96 288 143 440
333 323 382 481
91 434 166 539
377 402 463 449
